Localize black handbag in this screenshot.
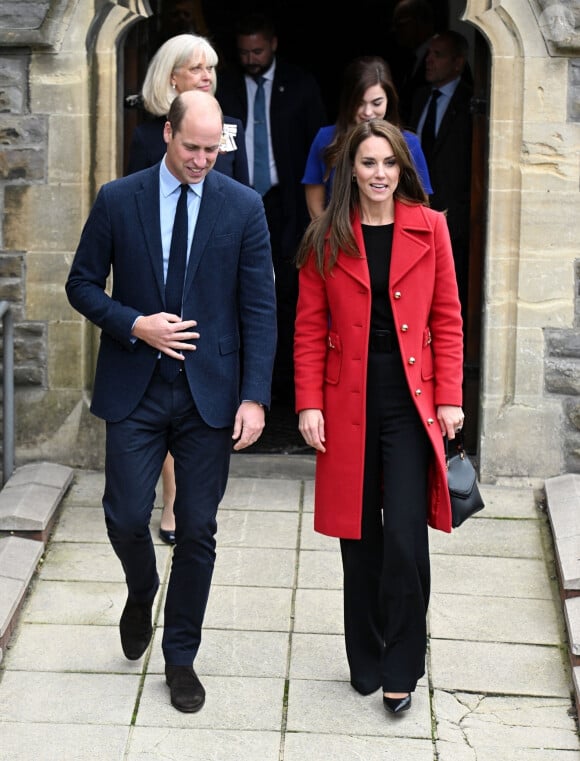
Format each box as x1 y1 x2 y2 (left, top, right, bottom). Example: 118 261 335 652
445 433 485 527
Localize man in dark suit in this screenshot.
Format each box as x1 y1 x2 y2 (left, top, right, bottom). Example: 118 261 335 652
410 30 473 316
66 90 277 713
215 11 326 405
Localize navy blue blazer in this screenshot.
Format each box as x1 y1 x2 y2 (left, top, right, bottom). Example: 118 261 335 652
216 58 327 257
126 115 250 185
66 165 277 426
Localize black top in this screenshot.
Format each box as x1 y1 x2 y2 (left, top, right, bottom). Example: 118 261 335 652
362 223 394 333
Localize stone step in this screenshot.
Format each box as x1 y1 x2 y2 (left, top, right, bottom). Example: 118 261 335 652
545 473 580 715
0 461 74 663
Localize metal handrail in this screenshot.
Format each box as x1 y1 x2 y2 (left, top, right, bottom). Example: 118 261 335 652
0 301 14 485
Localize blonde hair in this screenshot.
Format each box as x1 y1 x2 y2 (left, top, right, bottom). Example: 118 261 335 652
141 34 219 116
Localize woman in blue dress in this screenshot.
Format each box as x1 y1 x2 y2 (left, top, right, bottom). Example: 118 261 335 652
302 56 432 219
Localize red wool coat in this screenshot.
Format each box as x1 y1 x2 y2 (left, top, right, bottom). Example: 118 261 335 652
294 201 464 538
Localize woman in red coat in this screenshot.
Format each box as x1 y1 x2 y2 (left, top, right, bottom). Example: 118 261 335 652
294 119 464 715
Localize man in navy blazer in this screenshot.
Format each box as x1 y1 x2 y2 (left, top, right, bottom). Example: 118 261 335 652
215 11 326 404
66 90 277 713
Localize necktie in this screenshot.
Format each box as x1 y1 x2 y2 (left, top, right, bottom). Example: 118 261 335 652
159 183 188 382
253 76 271 196
421 89 441 167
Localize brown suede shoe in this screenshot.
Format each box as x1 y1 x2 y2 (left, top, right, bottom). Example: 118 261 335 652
165 665 206 713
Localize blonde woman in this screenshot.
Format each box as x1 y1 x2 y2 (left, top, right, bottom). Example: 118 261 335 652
127 35 250 546
127 33 249 184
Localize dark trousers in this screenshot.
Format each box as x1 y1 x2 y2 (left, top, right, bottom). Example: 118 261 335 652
340 349 431 694
103 367 232 666
263 186 298 404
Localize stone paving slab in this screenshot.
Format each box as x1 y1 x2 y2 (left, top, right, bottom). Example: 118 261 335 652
0 723 130 761
429 592 564 644
215 509 299 548
286 678 432 737
477 484 540 517
37 541 171 583
219 478 301 511
284 733 435 761
4 622 145 674
434 691 580 760
203 585 293 631
430 639 571 696
137 674 285 730
212 546 296 587
21 579 128 625
0 671 140 724
126 726 281 761
429 517 547 559
293 588 343 634
289 631 349 682
431 554 557 599
148 627 290 678
297 547 343 589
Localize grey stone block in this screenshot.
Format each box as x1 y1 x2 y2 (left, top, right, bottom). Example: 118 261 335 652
0 461 73 531
565 596 580 655
0 535 43 638
545 473 580 589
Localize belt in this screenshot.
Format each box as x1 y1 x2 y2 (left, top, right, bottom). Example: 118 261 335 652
369 329 396 353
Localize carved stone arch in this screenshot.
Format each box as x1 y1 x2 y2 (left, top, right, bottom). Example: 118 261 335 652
88 1 152 194
463 1 527 425
462 1 576 478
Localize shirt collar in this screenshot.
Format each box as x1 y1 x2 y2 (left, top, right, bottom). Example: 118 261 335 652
437 77 461 99
160 157 204 199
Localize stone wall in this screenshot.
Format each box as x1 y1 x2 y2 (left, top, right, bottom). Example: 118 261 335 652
545 260 580 472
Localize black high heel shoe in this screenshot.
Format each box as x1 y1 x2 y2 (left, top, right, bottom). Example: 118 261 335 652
159 527 176 545
383 694 412 714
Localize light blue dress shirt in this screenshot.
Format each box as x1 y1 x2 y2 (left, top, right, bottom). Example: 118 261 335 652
159 157 202 282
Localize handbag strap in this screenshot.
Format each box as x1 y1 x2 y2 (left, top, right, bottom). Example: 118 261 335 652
445 430 466 467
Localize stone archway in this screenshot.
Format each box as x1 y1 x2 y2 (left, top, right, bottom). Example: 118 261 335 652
463 0 580 479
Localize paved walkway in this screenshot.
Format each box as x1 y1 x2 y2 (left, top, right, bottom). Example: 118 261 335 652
0 454 579 760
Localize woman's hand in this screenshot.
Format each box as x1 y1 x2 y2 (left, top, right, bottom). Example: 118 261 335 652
298 408 326 452
437 405 464 440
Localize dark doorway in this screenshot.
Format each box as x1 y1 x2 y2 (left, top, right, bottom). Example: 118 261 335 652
121 0 488 455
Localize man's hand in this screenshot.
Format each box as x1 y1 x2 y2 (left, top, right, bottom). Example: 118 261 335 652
132 313 199 358
232 401 266 451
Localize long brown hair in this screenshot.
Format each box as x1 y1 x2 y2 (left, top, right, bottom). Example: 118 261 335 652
297 120 428 274
322 56 401 181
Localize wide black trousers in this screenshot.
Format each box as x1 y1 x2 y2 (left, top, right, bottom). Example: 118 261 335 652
340 348 431 695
